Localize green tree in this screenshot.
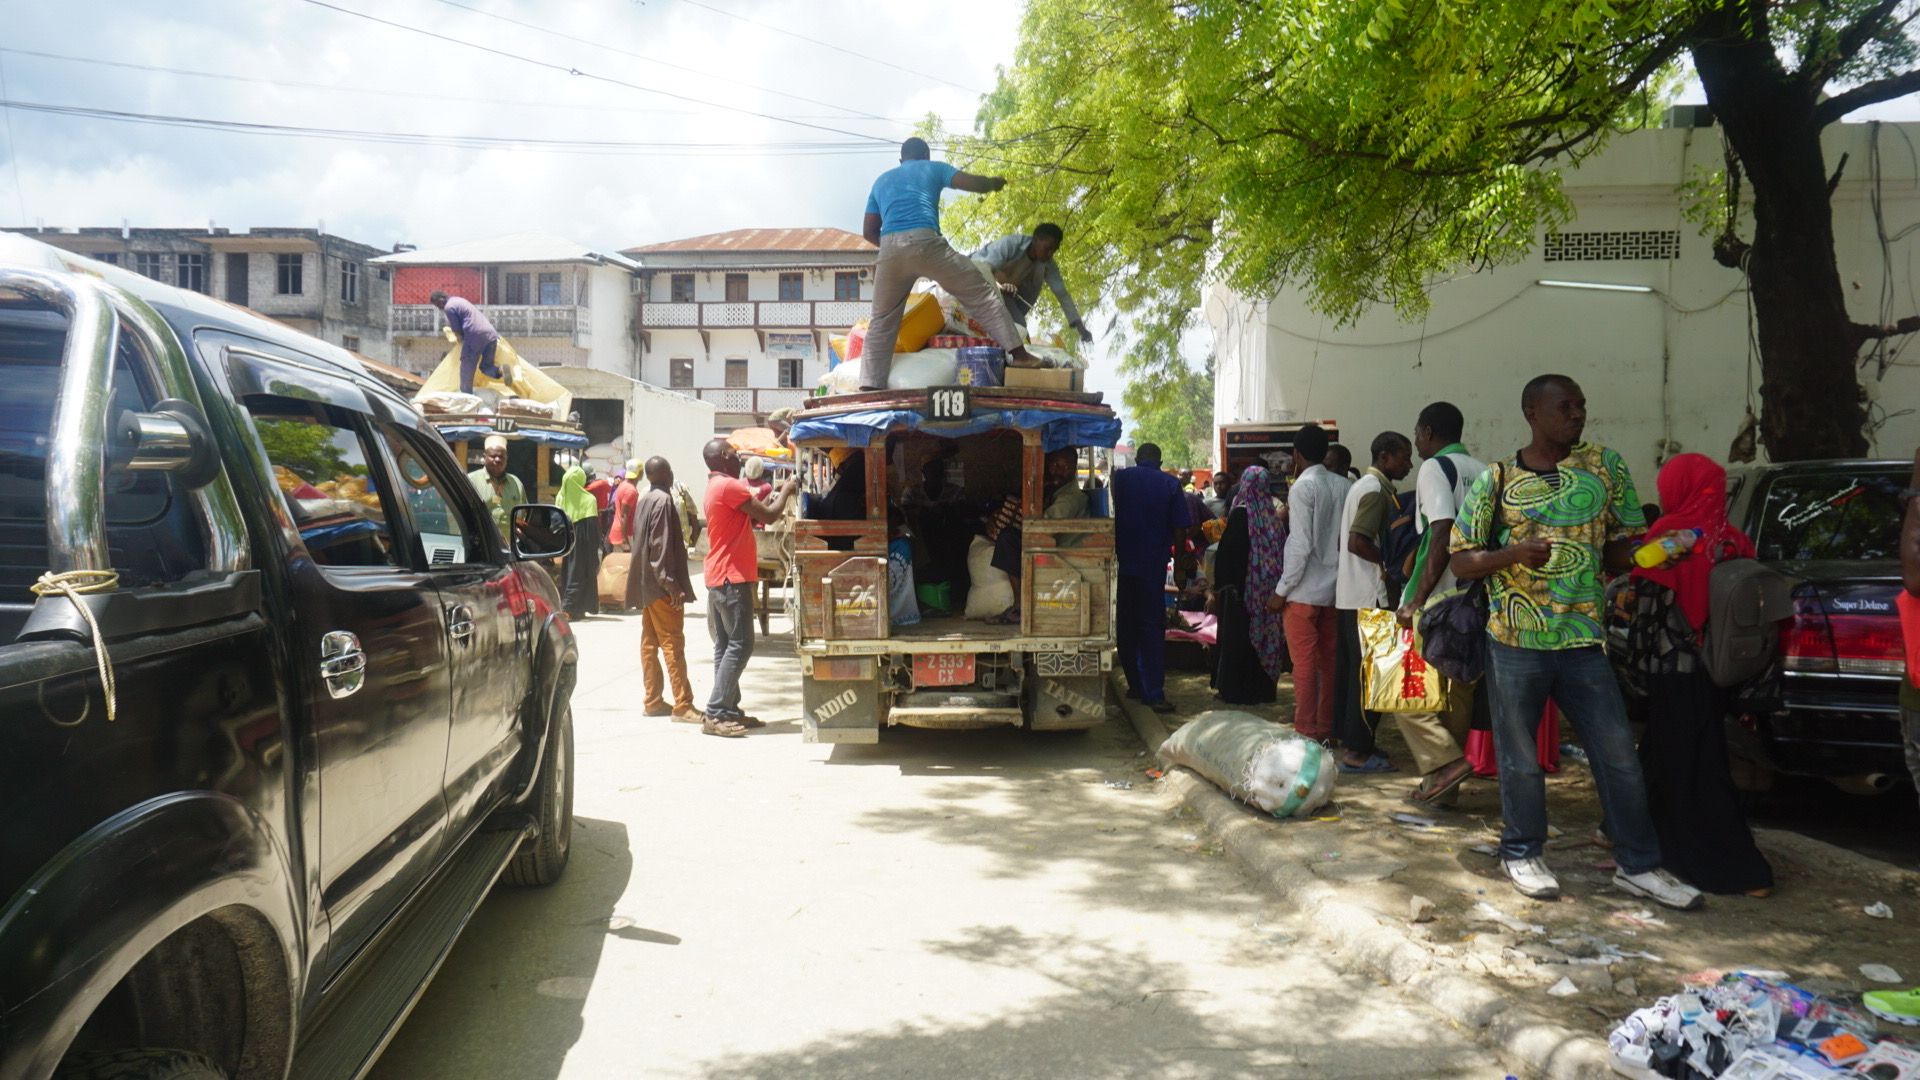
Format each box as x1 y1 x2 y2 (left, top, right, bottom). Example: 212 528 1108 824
1126 362 1215 468
938 0 1920 462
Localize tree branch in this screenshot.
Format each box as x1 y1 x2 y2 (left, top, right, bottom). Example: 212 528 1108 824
1848 316 1920 349
1817 0 1910 78
1816 67 1920 125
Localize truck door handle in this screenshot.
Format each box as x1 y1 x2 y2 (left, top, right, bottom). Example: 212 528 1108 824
319 631 366 699
448 604 476 645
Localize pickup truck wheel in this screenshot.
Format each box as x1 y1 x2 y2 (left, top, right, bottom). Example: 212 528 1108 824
504 703 573 886
54 1049 226 1080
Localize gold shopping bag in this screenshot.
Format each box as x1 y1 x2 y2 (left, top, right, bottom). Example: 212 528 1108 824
1357 607 1446 712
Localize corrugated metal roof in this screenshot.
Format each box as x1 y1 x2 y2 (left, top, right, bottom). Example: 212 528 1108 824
623 228 875 255
372 230 640 270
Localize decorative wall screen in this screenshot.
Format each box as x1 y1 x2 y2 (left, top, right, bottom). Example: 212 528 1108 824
1542 230 1680 261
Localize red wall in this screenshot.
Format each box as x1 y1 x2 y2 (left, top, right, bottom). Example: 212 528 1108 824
393 266 484 305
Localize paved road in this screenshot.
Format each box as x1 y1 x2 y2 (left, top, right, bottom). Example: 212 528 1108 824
370 598 1503 1080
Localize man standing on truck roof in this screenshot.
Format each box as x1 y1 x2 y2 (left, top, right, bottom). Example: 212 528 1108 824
430 290 504 395
468 434 524 542
1112 442 1191 715
701 438 799 738
627 457 698 720
970 224 1093 344
859 137 1041 391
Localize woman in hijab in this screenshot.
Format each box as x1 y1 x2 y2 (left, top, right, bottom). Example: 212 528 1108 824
557 464 603 620
1208 465 1288 705
1627 453 1773 896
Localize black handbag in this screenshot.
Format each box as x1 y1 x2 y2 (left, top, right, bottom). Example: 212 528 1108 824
1416 462 1506 684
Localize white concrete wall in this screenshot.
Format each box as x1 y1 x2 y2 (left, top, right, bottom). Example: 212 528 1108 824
1209 122 1920 488
587 264 637 378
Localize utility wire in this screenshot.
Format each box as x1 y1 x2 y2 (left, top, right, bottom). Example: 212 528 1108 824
421 0 906 129
676 0 985 95
296 0 893 143
0 55 26 223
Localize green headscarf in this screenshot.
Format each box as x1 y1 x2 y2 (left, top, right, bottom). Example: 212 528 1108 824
558 465 597 523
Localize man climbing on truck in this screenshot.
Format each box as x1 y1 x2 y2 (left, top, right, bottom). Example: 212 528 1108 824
430 289 504 394
859 136 1040 391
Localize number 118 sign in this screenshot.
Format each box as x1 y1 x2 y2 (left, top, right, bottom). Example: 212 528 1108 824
925 386 971 421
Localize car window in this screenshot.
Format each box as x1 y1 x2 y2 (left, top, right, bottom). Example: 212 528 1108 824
1752 467 1906 562
246 399 399 569
376 425 482 567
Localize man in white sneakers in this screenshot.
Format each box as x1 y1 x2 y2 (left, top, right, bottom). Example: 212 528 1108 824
1331 430 1412 773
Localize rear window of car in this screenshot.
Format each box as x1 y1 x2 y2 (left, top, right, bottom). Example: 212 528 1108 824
1752 467 1906 562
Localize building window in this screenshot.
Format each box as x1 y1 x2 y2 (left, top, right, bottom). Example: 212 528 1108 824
276 253 303 295
97 252 121 266
340 260 360 304
778 357 802 388
226 252 249 304
670 358 694 388
133 252 166 281
725 274 748 303
504 272 530 305
834 271 860 301
778 272 803 302
342 335 361 352
724 357 749 387
538 272 562 305
177 253 207 292
670 274 694 303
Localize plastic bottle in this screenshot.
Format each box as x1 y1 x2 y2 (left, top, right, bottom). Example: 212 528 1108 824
1632 527 1702 569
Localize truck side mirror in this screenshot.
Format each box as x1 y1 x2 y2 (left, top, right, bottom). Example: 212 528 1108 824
510 503 574 561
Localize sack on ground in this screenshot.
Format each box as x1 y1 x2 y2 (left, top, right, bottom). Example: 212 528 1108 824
963 535 1016 619
598 553 631 609
1359 607 1446 712
1157 711 1336 818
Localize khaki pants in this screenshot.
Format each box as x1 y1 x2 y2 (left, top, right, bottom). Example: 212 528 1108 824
641 597 695 716
1394 674 1475 776
861 228 1023 389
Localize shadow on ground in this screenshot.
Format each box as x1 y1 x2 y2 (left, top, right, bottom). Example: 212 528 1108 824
367 817 637 1080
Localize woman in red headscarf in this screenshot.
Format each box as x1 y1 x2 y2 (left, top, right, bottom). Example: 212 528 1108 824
1626 453 1774 896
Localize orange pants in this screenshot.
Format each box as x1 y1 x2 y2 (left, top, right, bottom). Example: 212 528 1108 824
641 597 695 716
1284 602 1338 740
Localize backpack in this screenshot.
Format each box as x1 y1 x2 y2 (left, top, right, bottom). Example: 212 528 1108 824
1379 487 1423 599
1703 553 1796 688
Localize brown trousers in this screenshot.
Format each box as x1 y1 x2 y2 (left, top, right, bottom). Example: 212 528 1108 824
641 597 695 716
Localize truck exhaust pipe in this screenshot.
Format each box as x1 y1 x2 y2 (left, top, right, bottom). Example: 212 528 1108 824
1829 773 1895 796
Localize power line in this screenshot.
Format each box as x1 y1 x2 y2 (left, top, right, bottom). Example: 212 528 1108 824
295 0 894 144
676 0 986 95
421 0 907 129
0 55 26 223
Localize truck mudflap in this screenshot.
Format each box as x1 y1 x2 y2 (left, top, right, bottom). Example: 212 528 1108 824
1030 671 1111 730
801 658 881 744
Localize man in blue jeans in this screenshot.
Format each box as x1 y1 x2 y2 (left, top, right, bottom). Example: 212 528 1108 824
1451 375 1703 911
699 439 798 738
1111 443 1191 714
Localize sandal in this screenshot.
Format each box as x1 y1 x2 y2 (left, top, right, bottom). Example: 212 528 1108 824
1337 753 1398 774
986 606 1021 626
701 716 747 738
1407 758 1473 806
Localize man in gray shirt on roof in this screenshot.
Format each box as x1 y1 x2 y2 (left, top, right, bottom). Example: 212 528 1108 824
971 224 1094 343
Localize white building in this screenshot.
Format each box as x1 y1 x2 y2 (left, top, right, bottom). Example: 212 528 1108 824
623 228 876 431
373 231 641 377
1207 119 1920 485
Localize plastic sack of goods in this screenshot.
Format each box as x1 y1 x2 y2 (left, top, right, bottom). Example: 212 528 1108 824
1156 711 1336 818
1607 971 1920 1079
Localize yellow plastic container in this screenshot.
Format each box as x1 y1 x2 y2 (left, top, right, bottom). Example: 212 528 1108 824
895 292 945 353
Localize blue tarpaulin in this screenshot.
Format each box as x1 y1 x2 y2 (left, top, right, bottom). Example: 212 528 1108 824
788 407 1120 452
431 424 589 449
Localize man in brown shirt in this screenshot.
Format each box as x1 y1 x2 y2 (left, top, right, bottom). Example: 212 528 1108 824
625 456 697 718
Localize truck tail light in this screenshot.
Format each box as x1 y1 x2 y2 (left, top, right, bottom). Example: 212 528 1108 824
1778 602 1835 674
1828 615 1905 676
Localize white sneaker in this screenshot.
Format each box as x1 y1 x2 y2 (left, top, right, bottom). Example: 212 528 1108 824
1613 867 1704 911
1503 857 1560 899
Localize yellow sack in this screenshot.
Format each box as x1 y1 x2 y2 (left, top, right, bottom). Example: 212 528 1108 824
413 328 573 420
894 292 945 353
1358 607 1446 713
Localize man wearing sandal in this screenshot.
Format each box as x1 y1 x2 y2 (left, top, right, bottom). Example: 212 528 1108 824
700 439 799 738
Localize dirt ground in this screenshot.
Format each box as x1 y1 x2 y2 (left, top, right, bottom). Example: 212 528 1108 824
1151 659 1920 1040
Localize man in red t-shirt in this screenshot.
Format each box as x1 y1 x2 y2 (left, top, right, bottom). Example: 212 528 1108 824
607 468 641 551
701 438 799 737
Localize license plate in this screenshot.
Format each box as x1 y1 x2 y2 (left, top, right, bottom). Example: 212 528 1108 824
912 653 976 686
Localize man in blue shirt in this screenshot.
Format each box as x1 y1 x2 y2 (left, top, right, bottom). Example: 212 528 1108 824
430 290 504 394
1111 443 1191 713
971 225 1093 343
859 137 1038 391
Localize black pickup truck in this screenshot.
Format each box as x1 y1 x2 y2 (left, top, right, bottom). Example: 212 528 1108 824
0 235 578 1080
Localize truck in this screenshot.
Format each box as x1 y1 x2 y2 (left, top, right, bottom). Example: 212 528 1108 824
0 235 578 1080
786 385 1123 741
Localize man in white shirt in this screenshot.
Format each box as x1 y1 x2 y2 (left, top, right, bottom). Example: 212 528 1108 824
1333 431 1414 772
1395 401 1489 807
1266 424 1350 740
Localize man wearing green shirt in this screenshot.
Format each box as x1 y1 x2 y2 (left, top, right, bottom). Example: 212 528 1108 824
1451 374 1701 912
468 434 525 542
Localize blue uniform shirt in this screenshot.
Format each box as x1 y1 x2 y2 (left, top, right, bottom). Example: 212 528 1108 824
864 160 959 236
1110 464 1192 579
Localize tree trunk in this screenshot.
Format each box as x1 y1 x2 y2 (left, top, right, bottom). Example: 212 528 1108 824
1692 27 1871 461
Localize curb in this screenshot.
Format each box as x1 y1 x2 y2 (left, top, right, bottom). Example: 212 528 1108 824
1750 827 1920 898
1112 679 1614 1080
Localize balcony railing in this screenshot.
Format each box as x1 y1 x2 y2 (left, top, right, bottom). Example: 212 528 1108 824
640 299 868 329
665 386 813 414
392 303 583 337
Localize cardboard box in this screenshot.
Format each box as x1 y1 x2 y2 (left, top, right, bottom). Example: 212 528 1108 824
1003 367 1082 392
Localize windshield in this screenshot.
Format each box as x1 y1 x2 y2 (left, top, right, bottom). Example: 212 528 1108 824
1752 467 1905 562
